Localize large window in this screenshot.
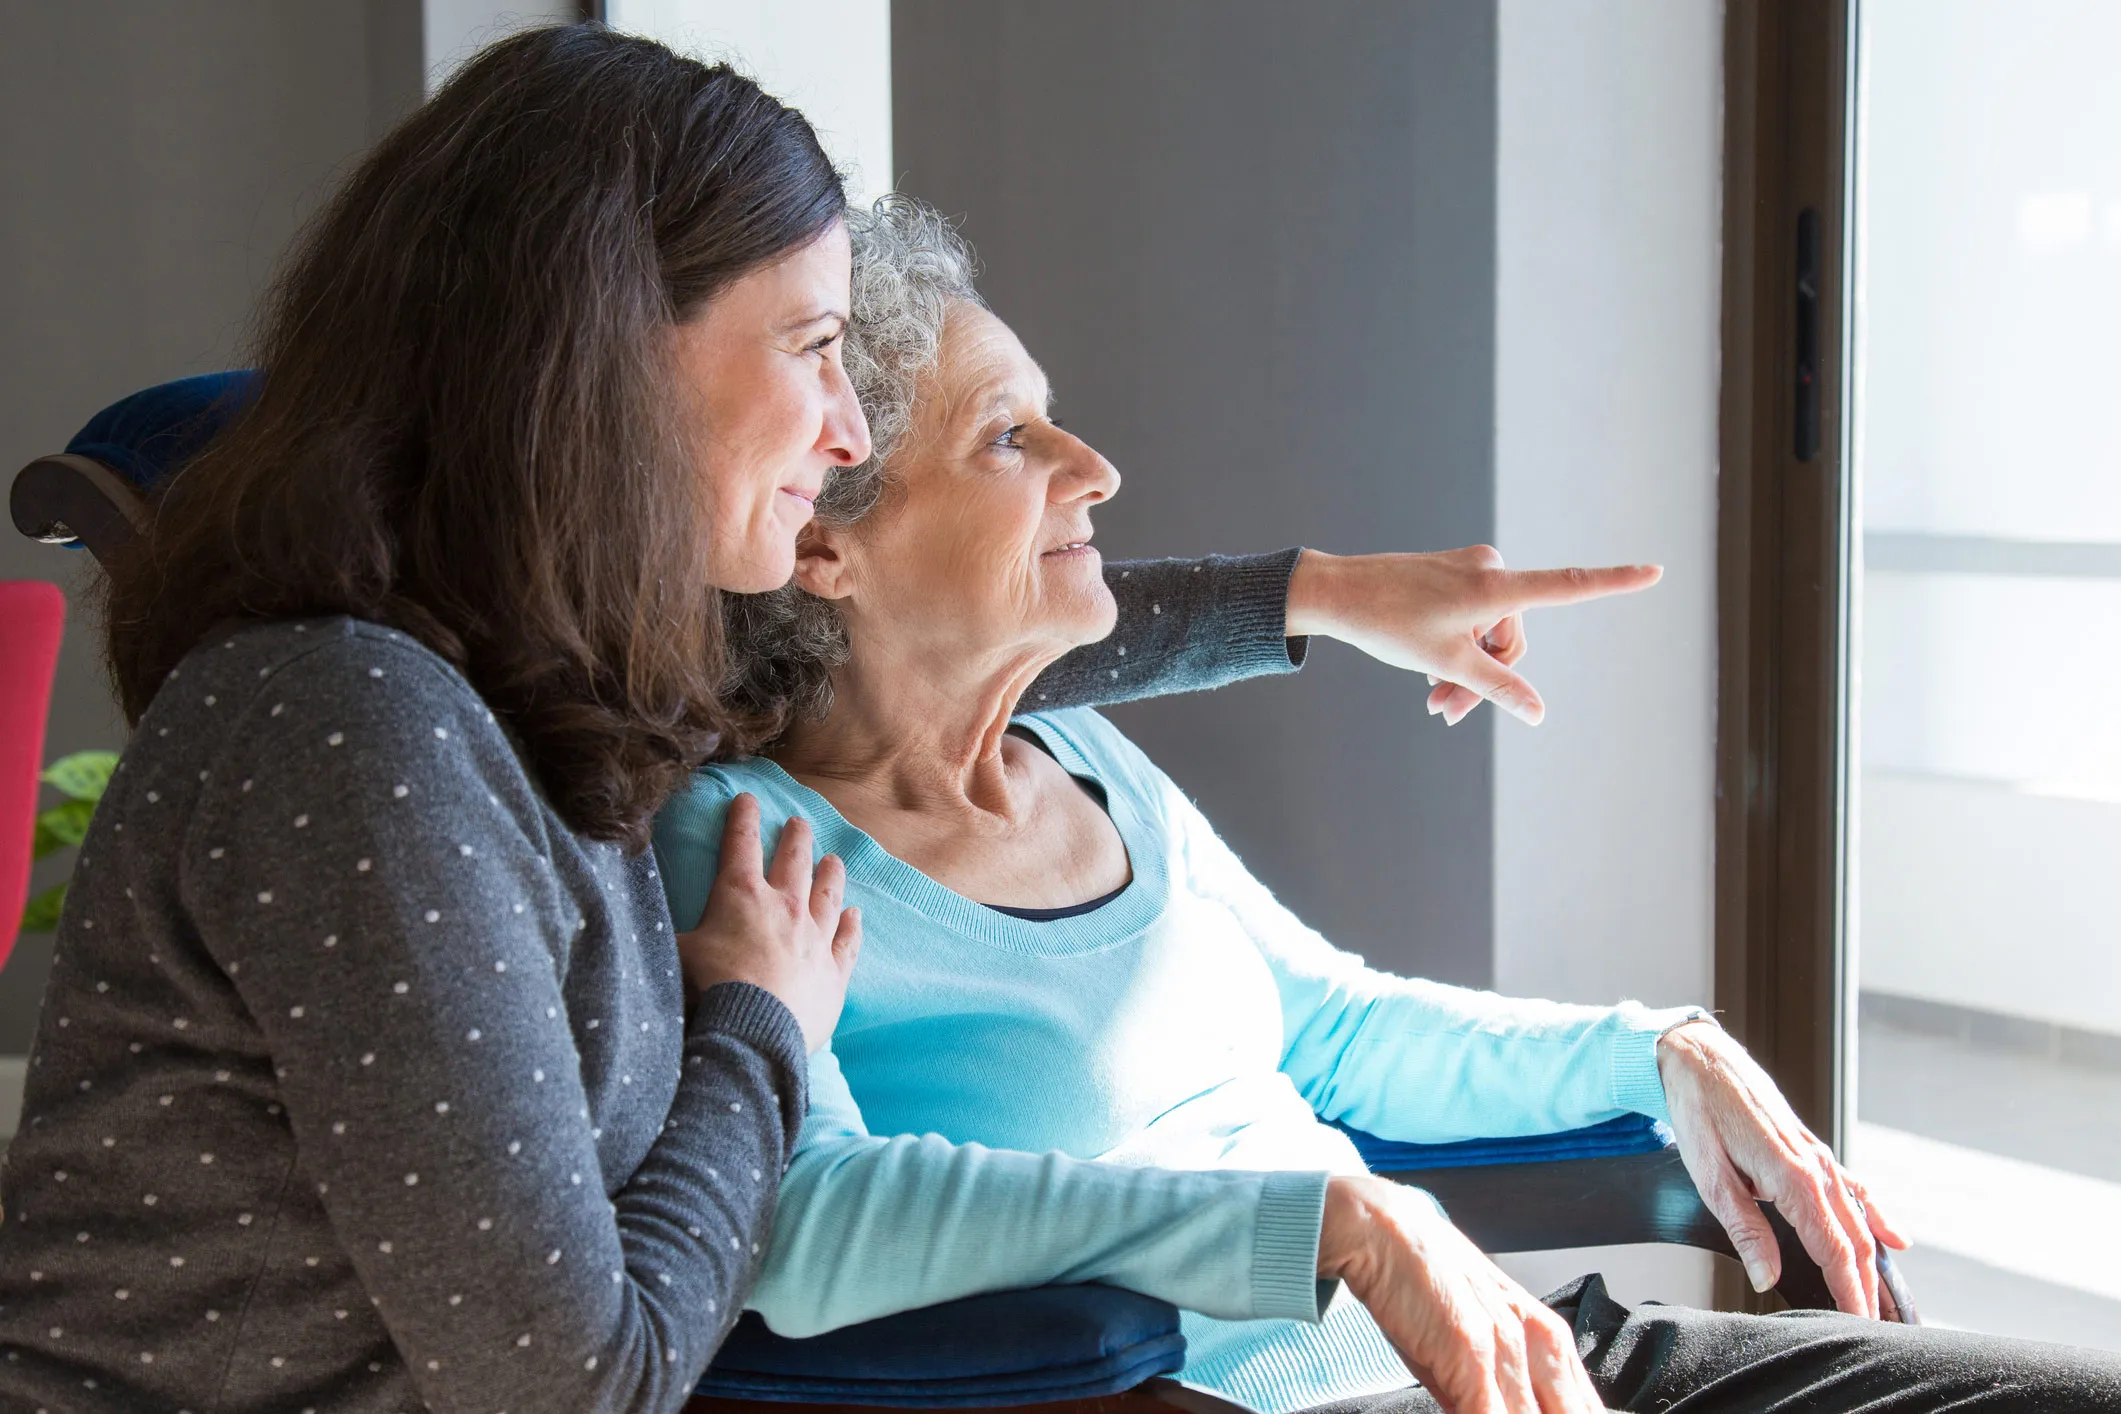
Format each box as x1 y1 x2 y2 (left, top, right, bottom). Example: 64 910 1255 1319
1846 0 2121 1344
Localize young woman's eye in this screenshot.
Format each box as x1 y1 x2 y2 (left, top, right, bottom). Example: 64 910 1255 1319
807 331 841 355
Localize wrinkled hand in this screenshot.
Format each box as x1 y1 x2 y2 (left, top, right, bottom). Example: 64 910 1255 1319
1319 1176 1605 1414
676 794 863 1053
1657 1020 1909 1316
1284 546 1662 726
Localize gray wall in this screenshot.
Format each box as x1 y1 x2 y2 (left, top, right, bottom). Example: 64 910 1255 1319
0 0 421 1052
893 1 1499 984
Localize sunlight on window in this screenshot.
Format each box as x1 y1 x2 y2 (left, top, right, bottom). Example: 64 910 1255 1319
1854 0 2121 1351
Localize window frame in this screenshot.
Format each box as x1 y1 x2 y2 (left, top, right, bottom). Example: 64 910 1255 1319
1714 0 1857 1176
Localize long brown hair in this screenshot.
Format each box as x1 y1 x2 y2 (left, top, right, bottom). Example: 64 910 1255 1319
102 24 845 850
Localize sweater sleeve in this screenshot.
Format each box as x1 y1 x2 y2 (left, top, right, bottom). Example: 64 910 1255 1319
650 773 1329 1339
747 1050 1329 1337
181 636 808 1414
1144 739 1705 1141
1028 550 1309 710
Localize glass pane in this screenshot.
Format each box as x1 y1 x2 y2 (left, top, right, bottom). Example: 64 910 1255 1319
1852 0 2121 1347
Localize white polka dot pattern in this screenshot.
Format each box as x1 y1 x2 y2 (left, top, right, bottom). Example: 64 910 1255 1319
0 618 809 1414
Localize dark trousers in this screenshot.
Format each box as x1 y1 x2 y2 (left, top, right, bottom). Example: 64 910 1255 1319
1304 1275 2121 1414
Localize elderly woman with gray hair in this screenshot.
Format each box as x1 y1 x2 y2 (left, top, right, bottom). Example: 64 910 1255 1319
653 198 2121 1414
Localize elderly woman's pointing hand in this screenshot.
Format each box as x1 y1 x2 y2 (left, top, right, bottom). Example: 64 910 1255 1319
1285 545 1664 726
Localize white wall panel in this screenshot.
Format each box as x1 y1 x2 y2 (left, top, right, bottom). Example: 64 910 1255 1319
608 0 892 204
424 0 574 90
1490 0 1726 1310
1492 0 1721 1016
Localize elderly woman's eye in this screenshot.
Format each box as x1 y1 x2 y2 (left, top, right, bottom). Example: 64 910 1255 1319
994 424 1028 450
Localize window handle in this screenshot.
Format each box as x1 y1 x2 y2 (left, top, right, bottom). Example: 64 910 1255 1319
1794 207 1821 462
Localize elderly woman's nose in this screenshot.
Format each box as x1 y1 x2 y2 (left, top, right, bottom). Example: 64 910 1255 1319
1055 428 1121 501
821 363 873 466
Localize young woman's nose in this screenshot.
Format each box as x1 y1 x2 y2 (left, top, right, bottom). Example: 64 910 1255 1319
819 359 873 467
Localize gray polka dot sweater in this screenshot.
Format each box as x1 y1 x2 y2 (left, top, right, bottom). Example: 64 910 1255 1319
0 619 806 1414
0 549 1302 1413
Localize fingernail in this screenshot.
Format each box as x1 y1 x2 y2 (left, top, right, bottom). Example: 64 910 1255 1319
1504 696 1542 726
1746 1259 1774 1293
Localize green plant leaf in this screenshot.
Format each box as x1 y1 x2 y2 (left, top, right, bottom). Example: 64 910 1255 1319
41 750 119 803
20 880 67 934
32 798 95 860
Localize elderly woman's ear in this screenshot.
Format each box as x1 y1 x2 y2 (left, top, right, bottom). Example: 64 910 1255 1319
791 523 856 601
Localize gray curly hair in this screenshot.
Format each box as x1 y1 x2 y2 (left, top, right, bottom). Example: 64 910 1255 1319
720 194 986 740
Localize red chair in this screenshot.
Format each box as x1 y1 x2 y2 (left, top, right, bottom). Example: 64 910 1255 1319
1 580 66 971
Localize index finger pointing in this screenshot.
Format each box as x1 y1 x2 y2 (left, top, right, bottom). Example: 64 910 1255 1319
1495 563 1663 611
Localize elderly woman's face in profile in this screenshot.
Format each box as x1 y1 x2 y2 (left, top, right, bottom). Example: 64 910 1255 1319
800 302 1122 663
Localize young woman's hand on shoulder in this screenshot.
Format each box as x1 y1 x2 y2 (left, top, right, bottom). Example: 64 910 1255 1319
677 793 862 1052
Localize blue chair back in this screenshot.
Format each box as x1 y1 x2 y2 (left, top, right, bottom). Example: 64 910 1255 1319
66 370 258 492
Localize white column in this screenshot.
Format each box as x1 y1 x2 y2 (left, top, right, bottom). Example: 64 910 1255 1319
1492 0 1721 1022
1489 0 1725 1310
605 0 892 205
424 1 577 91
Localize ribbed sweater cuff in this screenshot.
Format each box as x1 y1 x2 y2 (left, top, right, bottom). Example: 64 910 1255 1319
692 982 809 1114
1609 1002 1712 1123
1251 1169 1331 1322
1217 548 1310 675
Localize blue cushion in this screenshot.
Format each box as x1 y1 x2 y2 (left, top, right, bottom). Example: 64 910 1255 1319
1339 1112 1672 1172
65 370 258 491
697 1284 1185 1407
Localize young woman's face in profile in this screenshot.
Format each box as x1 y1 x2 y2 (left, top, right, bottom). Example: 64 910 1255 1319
673 219 872 593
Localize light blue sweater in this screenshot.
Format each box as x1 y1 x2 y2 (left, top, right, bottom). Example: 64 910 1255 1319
653 710 1701 1413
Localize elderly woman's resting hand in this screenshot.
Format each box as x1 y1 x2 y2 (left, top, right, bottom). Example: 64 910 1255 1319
1285 546 1663 727
1656 1019 1909 1317
1316 1018 1915 1414
1319 1176 1605 1414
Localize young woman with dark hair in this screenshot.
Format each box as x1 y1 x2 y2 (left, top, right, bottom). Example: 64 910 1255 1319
0 22 1657 1414
1 26 867 1412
